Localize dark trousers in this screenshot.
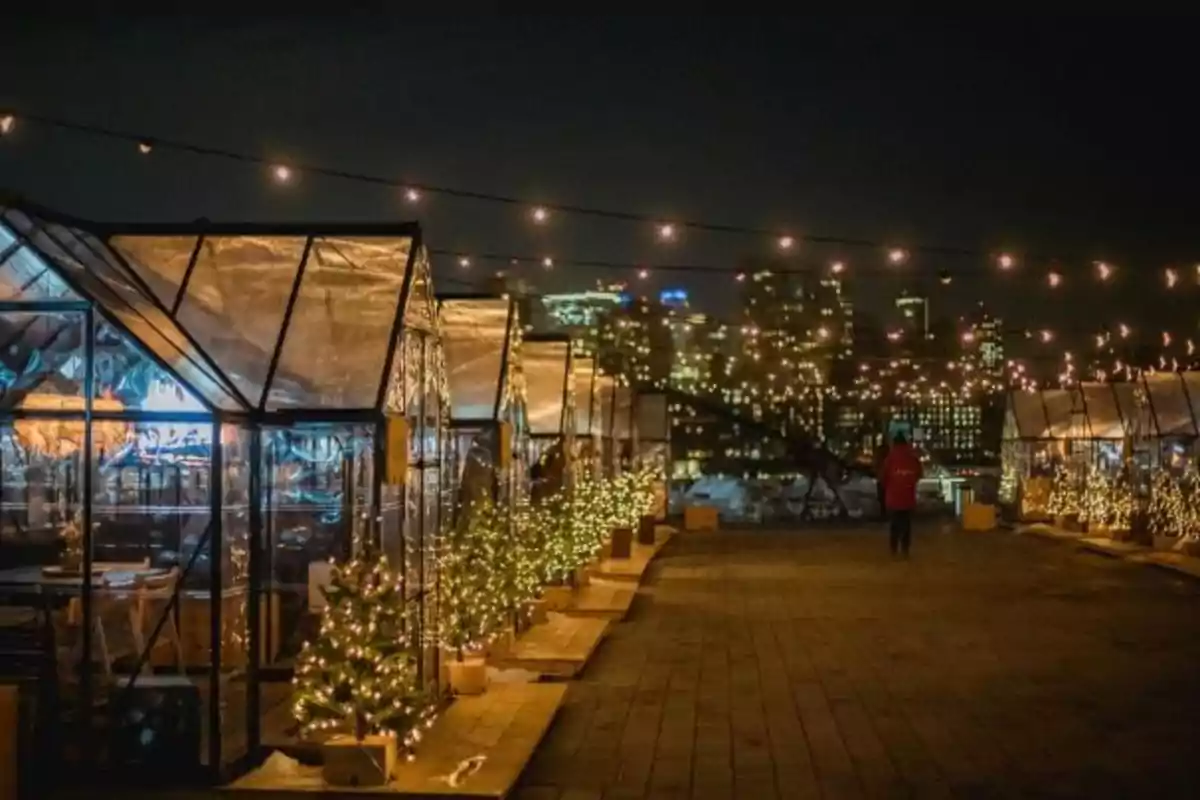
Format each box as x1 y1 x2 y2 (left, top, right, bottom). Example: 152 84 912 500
889 509 912 554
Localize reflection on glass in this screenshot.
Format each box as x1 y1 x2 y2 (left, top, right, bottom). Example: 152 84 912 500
179 236 306 406
0 312 86 411
109 235 199 310
403 248 435 332
94 320 205 412
0 244 80 302
261 424 373 665
269 237 409 409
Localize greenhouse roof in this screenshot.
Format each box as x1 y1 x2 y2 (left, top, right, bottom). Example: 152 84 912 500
437 295 517 422
523 334 572 436
1003 374 1200 439
0 202 433 414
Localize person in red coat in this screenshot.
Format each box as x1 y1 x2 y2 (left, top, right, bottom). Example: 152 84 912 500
881 433 923 556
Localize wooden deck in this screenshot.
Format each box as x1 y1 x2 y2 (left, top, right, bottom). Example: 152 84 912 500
594 526 674 583
561 580 637 621
226 682 567 799
488 613 609 679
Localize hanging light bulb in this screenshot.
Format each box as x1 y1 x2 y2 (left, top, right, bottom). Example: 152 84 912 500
637 268 649 279
1040 329 1054 343
938 269 952 285
1163 331 1172 347
137 140 154 155
777 235 794 250
658 223 676 241
887 248 907 264
1048 270 1062 288
997 253 1015 269
458 257 470 268
541 256 554 269
830 261 846 275
1095 261 1113 281
1166 267 1179 288
271 164 292 183
735 272 746 282
404 187 421 203
531 206 549 224
0 114 13 136
1119 323 1131 338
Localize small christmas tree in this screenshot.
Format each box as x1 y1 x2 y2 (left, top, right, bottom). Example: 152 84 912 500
292 553 434 753
439 497 508 660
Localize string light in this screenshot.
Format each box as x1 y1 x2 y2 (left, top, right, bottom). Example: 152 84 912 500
137 140 153 155
1048 271 1062 288
458 257 470 268
271 164 292 183
541 256 554 269
1119 323 1131 339
830 261 846 274
1166 267 1179 288
778 235 795 250
1095 261 1113 281
638 268 649 279
1163 331 1172 347
657 223 676 242
404 187 421 203
998 253 1015 269
1040 329 1054 343
888 248 907 264
0 114 13 136
938 269 952 285
531 206 549 224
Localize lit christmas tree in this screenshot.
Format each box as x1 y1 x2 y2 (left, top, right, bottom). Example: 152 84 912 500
439 497 508 659
292 553 434 753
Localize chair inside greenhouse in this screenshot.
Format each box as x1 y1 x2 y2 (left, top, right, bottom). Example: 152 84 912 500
0 203 447 779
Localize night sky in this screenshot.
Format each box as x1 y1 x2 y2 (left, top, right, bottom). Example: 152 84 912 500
3 16 1199 341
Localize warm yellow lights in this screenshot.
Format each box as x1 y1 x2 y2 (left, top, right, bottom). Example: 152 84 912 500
830 261 846 274
404 187 421 203
532 206 549 223
137 140 153 155
0 114 13 136
658 223 676 241
887 248 907 264
541 256 554 268
271 164 292 183
1166 267 1179 288
1095 261 1113 281
1119 323 1131 339
1048 271 1062 288
638 268 649 279
458 257 470 268
998 253 1015 269
1040 329 1054 343
778 235 795 250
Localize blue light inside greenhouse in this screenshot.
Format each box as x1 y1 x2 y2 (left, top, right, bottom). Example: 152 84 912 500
618 292 632 305
660 289 688 306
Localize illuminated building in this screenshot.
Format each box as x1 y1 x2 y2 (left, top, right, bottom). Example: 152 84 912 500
541 288 622 354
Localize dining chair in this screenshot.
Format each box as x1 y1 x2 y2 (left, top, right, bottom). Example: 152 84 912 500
133 567 184 673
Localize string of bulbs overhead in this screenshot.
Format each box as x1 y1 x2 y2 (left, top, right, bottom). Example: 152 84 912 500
1 109 1197 292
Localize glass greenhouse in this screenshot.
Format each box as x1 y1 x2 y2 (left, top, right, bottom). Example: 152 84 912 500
0 203 447 778
1000 375 1200 535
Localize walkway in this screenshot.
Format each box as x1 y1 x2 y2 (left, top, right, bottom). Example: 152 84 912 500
515 523 1200 799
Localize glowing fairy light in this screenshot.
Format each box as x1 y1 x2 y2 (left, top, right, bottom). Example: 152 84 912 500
458 257 470 268
531 206 549 223
778 235 794 250
404 187 421 203
1119 323 1131 339
1166 267 1179 288
1096 261 1113 281
541 257 554 269
887 248 907 264
137 140 154 155
657 223 676 241
0 114 13 136
998 253 1015 269
271 164 292 183
1048 271 1062 288
830 261 845 274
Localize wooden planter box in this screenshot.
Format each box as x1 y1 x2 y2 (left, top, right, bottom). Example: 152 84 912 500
610 527 633 559
322 733 396 787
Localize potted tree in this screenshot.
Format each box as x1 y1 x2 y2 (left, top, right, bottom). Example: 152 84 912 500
439 502 504 695
292 554 434 787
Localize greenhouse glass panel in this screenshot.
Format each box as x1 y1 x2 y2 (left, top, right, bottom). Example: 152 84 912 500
93 320 205 412
1008 392 1046 439
1112 383 1143 437
403 247 435 333
0 240 80 302
175 235 306 406
1081 383 1123 438
108 235 199 310
1182 372 1200 431
524 339 570 436
269 236 409 409
1042 389 1083 439
0 312 85 411
439 298 508 420
1144 373 1194 436
9 216 239 410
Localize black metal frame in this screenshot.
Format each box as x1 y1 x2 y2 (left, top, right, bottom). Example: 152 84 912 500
0 202 444 784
